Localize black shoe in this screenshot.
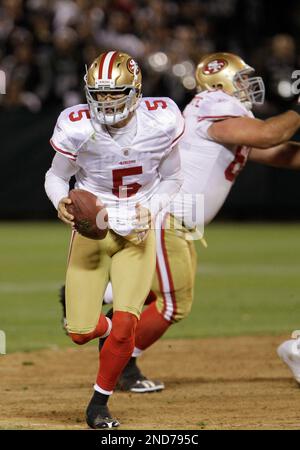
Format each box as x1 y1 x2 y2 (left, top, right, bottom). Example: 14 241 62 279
59 285 68 334
117 357 165 393
98 307 114 351
86 391 120 429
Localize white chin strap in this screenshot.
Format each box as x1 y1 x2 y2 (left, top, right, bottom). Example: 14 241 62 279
95 108 130 126
244 101 253 111
88 99 131 128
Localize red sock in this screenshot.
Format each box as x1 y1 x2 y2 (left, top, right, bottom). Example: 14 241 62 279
69 313 110 345
97 311 137 392
135 301 171 350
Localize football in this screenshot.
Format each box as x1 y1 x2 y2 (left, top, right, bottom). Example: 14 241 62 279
66 189 108 240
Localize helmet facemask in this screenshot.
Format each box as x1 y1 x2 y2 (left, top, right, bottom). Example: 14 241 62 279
85 85 140 127
233 68 265 110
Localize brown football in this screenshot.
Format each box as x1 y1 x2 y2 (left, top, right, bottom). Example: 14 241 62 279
66 189 108 240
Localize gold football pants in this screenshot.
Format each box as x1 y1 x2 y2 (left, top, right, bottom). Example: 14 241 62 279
65 229 156 334
152 214 197 322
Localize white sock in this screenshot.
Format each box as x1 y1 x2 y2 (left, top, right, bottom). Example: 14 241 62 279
94 383 113 396
103 282 113 304
100 317 112 339
132 346 143 358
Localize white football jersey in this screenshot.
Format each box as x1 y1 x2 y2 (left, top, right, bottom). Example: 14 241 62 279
173 90 253 227
50 97 184 234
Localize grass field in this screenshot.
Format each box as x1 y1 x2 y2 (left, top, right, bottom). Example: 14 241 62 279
1 222 300 353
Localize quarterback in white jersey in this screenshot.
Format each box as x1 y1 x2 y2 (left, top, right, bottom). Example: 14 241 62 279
44 51 184 429
108 52 300 393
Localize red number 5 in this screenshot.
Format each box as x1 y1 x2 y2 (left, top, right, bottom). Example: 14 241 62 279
69 109 91 122
112 166 143 198
145 100 167 111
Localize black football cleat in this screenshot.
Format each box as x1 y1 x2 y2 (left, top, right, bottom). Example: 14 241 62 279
86 391 120 429
116 357 165 393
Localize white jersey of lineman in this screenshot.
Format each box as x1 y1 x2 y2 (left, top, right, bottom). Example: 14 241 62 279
174 90 253 226
50 97 184 234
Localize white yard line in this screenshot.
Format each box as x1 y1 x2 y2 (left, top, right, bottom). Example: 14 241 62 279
0 281 62 293
0 263 299 294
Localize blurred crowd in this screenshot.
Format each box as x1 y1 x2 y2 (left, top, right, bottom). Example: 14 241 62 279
0 0 299 114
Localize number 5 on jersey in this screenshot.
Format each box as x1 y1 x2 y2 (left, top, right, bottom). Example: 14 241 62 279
112 166 143 198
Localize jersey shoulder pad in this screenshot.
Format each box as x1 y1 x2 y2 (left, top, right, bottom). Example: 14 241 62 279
195 90 249 121
50 104 93 160
140 97 184 145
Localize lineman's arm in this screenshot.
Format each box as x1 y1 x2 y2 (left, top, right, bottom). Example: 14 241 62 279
249 141 300 169
45 152 79 225
208 111 300 149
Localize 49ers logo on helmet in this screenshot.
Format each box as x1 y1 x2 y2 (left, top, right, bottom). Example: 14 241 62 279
203 59 227 75
127 58 139 74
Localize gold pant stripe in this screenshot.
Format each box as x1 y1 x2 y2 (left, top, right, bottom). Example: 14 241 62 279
152 214 197 323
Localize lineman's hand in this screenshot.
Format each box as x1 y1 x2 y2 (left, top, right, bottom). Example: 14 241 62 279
58 197 74 226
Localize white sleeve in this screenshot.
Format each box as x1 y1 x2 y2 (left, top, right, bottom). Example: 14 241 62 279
149 144 183 216
45 152 78 209
50 111 78 161
196 91 249 140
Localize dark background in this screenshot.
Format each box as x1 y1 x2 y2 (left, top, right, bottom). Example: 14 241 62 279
1 0 300 220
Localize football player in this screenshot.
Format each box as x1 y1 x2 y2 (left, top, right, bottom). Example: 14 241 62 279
45 50 184 428
95 52 300 392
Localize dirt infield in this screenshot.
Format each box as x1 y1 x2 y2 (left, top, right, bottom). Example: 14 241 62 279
1 335 300 430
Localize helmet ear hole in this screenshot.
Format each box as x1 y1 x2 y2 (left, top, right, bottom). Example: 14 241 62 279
211 83 223 89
